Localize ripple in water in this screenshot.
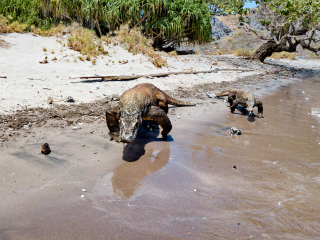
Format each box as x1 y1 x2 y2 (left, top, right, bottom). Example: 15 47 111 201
311 108 320 124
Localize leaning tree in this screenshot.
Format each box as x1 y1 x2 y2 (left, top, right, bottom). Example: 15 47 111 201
208 0 320 62
244 0 320 62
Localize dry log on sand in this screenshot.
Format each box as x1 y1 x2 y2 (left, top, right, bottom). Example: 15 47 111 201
69 68 254 81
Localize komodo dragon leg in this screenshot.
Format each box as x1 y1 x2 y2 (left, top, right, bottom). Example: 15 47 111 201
256 101 264 118
228 93 236 107
143 106 172 138
230 100 239 113
106 101 121 141
157 101 169 114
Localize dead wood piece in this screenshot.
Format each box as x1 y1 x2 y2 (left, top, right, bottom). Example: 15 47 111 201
0 76 7 78
69 68 254 81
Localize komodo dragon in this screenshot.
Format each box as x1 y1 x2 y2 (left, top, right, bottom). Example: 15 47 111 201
215 89 263 118
106 83 195 143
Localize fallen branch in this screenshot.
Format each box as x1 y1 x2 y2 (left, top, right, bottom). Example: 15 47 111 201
0 76 7 78
70 68 254 81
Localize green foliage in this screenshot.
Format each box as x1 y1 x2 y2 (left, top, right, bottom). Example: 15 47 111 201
264 0 320 28
206 0 251 16
0 0 53 29
207 0 320 31
260 18 271 27
0 0 212 46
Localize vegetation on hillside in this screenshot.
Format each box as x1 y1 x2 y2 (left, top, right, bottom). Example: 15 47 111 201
0 0 212 48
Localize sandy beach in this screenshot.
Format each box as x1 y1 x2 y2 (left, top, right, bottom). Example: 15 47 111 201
1 32 320 239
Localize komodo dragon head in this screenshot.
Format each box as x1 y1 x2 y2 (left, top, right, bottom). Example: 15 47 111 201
119 109 142 143
246 99 255 115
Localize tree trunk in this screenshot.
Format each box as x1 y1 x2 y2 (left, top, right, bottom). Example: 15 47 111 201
96 15 102 38
250 40 298 62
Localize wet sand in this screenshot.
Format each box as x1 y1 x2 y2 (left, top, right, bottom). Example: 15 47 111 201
1 75 320 239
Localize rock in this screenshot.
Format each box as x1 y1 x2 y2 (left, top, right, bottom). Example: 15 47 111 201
210 16 232 40
228 127 241 135
47 97 54 104
65 96 75 103
207 93 216 98
41 143 51 155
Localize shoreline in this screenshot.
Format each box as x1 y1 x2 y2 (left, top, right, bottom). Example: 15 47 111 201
1 74 319 239
1 32 320 239
0 33 314 144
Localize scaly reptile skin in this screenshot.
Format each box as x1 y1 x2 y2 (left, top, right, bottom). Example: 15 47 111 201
215 89 263 118
106 83 195 142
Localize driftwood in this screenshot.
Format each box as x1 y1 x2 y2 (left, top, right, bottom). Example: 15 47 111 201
0 76 7 78
69 68 254 81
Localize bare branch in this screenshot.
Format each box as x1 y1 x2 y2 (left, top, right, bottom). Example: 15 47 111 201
129 12 150 32
63 13 75 23
308 30 315 47
300 39 320 53
241 23 273 40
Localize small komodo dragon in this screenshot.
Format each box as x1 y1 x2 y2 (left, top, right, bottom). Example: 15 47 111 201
106 83 196 143
215 89 263 118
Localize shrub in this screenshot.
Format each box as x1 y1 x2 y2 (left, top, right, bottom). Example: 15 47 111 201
109 25 167 68
0 15 28 33
269 52 297 60
234 48 254 57
67 25 101 56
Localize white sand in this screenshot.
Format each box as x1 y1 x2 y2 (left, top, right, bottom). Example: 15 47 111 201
0 33 258 114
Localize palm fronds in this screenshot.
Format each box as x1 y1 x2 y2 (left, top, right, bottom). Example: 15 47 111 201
0 0 212 46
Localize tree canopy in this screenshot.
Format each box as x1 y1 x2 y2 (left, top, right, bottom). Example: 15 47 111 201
206 0 320 61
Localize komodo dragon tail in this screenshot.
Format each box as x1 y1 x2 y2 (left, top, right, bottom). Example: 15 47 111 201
163 92 196 106
215 89 233 97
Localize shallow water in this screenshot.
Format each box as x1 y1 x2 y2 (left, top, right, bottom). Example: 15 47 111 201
1 75 320 239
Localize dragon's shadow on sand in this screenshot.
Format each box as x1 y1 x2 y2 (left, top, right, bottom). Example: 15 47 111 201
122 120 173 162
233 105 256 122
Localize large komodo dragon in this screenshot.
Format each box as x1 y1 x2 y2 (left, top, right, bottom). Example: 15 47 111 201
215 89 263 118
106 83 196 143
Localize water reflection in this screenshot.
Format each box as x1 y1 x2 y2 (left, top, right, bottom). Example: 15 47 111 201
113 146 170 199
122 121 173 162
91 121 172 200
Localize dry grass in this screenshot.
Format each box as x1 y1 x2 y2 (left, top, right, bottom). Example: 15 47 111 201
67 25 102 56
202 28 263 57
42 24 71 37
109 25 167 68
214 49 224 55
168 50 178 57
1 16 166 67
110 25 152 54
216 15 240 31
234 48 254 57
269 51 298 60
0 15 28 33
